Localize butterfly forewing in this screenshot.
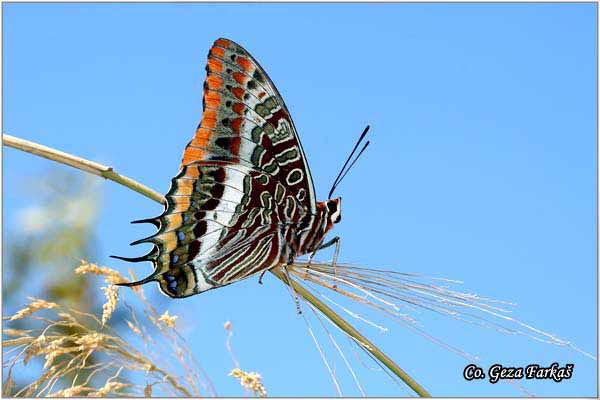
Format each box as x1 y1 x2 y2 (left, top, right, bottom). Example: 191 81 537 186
123 38 317 298
182 38 316 210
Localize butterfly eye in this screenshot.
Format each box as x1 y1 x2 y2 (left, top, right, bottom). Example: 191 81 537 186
326 200 337 213
326 200 341 223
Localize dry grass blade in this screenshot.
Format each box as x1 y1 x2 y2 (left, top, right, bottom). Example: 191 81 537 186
289 261 595 360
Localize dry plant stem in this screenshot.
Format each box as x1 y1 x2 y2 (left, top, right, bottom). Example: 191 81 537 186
3 134 164 204
3 133 431 398
272 268 429 397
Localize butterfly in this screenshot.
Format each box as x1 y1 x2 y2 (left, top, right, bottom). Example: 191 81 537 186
113 38 369 298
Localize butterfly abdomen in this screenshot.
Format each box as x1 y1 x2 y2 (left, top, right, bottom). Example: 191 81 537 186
295 202 333 256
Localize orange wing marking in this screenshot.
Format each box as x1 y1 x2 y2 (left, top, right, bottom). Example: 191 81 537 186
232 72 246 85
215 38 231 48
236 57 252 72
232 103 245 115
207 58 223 73
231 87 245 99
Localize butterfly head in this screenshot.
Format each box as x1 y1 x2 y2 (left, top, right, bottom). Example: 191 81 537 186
326 197 342 225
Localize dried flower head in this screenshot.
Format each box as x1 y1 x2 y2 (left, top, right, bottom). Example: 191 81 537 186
229 368 267 397
88 381 128 397
75 261 128 285
42 337 70 369
23 334 48 366
9 298 59 321
157 310 178 328
48 384 89 397
74 332 105 351
3 328 32 337
101 285 119 326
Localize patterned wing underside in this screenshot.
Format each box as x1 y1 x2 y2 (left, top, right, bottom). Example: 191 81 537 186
182 38 316 209
124 39 316 298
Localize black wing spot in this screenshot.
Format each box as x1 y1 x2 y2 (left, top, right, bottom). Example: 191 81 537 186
215 137 231 149
188 240 201 260
194 221 208 237
253 70 265 83
209 167 226 182
203 198 220 210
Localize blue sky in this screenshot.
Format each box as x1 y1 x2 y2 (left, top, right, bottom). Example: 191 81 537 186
3 2 597 397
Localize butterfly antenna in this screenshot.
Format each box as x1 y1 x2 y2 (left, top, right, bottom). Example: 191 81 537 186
328 125 371 199
331 141 370 195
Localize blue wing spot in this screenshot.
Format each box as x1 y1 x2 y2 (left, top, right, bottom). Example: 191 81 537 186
164 273 178 292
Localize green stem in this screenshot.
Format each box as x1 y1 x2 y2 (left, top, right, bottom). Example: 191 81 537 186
3 133 431 397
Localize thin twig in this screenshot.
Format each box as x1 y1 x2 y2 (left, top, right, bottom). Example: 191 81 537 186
3 134 164 204
3 133 431 397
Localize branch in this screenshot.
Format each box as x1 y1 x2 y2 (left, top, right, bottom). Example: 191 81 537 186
3 133 431 397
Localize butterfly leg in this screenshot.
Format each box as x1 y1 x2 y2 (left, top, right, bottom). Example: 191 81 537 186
307 235 339 266
316 236 340 290
258 269 268 285
283 265 303 314
305 250 317 280
332 237 340 290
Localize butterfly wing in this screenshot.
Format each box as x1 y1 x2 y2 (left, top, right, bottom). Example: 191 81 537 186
117 38 315 298
182 38 316 210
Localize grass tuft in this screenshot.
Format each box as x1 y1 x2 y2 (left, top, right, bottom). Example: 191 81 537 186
3 260 214 397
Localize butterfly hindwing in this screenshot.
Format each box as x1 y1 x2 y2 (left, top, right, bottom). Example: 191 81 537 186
126 162 307 297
